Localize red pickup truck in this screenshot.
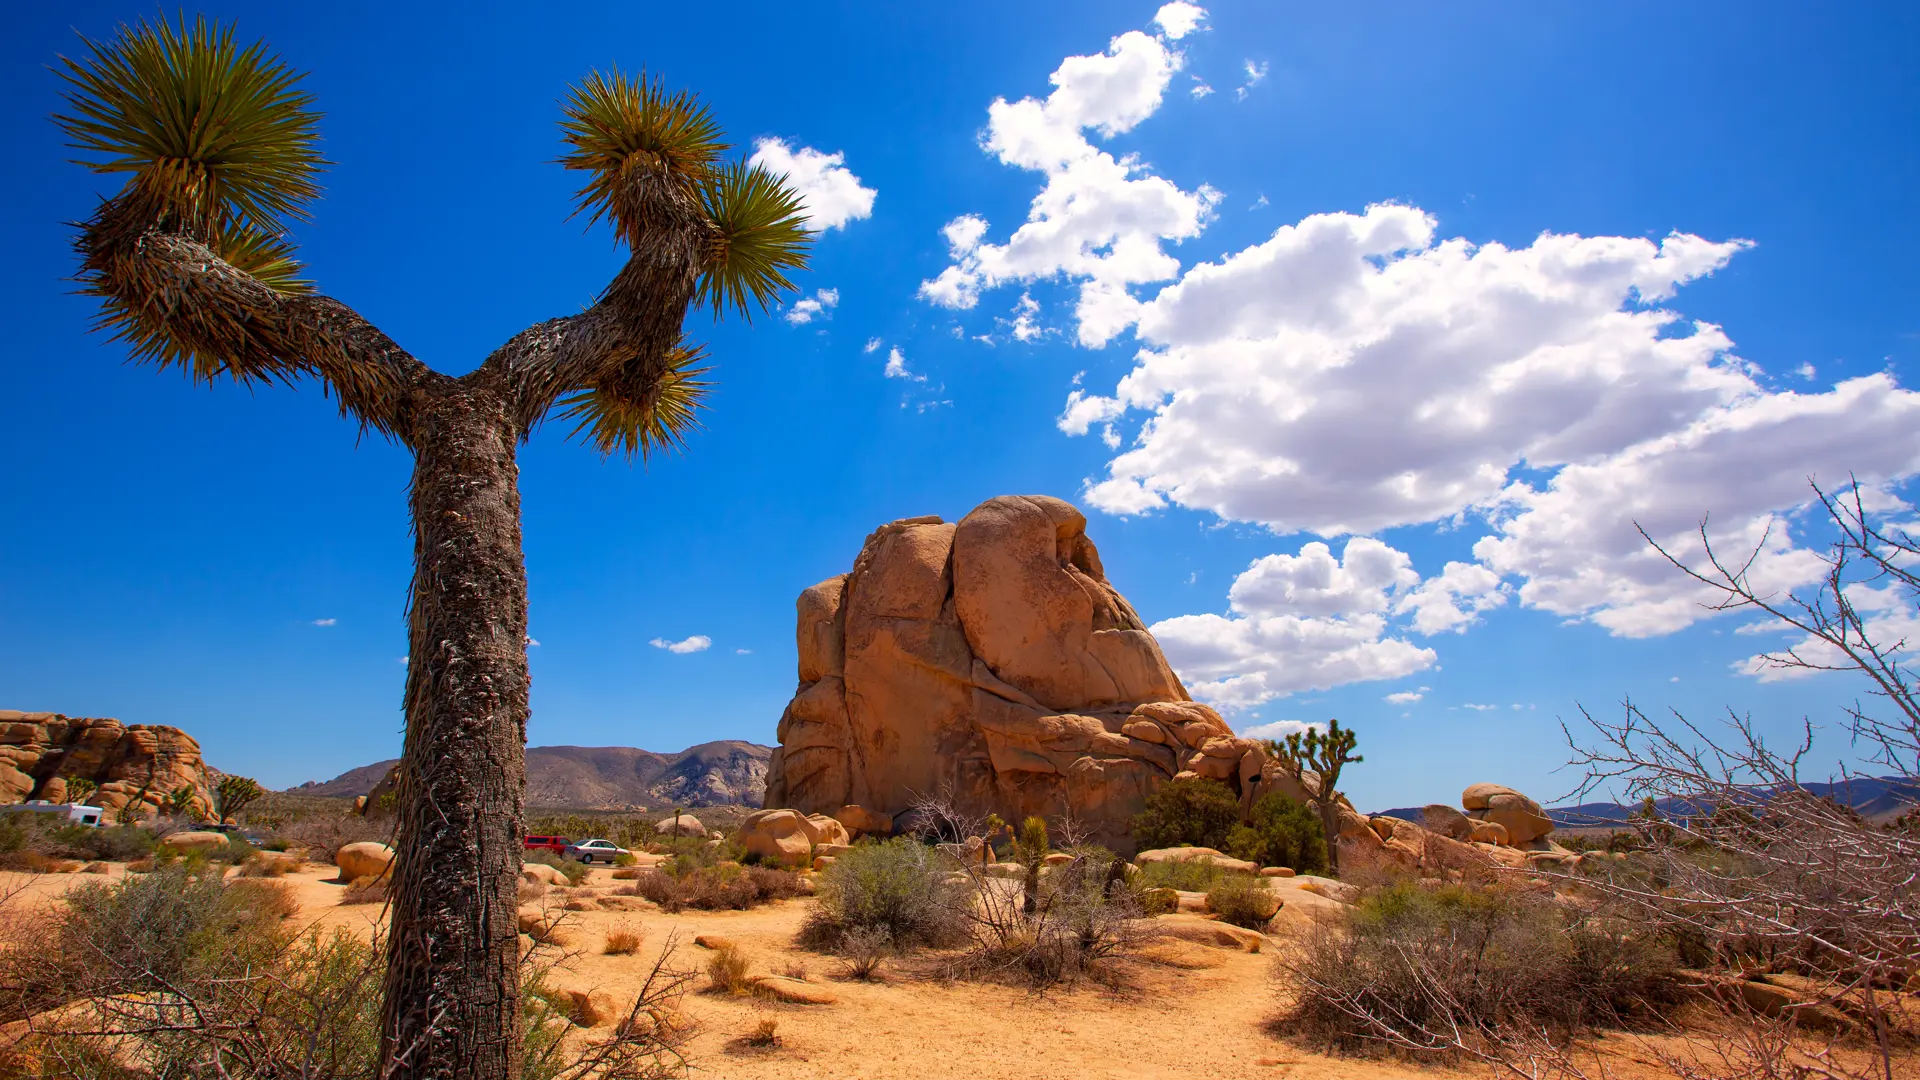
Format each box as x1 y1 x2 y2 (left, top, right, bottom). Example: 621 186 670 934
524 834 570 855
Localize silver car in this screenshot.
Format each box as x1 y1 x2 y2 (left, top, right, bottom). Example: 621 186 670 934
563 838 629 865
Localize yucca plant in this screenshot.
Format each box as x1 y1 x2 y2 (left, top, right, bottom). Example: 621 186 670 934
55 17 811 1080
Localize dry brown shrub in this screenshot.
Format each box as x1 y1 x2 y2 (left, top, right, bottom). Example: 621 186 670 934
226 878 300 921
518 879 549 904
745 1015 780 1047
705 944 750 995
604 924 645 956
339 875 389 906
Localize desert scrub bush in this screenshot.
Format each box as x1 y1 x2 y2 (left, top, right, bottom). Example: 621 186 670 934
798 838 970 951
1276 879 1681 1054
1206 874 1276 929
339 875 390 906
706 943 751 995
836 926 891 980
605 924 646 955
625 863 803 913
59 864 292 994
1131 776 1242 851
960 852 1153 988
1225 791 1327 874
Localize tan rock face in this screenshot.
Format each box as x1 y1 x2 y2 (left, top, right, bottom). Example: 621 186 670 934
336 842 395 882
763 496 1269 854
0 710 214 820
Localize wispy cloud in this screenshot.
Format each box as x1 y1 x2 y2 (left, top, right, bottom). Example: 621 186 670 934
1236 59 1269 101
735 648 753 655
311 618 336 627
649 635 712 655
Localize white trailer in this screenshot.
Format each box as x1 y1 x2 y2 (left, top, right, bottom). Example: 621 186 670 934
1 801 107 827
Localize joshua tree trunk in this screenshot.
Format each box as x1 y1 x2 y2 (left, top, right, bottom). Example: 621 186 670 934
380 381 530 1079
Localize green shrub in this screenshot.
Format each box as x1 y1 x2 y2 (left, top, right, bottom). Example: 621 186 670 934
1205 874 1275 929
1133 857 1226 893
1131 776 1240 851
58 865 290 996
1277 879 1681 1051
800 838 970 951
1224 791 1327 874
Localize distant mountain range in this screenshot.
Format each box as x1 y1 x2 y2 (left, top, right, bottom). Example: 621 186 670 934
289 741 773 809
1377 774 1920 830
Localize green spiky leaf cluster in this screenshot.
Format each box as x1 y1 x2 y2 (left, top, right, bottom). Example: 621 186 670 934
558 69 813 322
558 69 727 243
55 14 324 293
557 340 713 461
699 162 811 319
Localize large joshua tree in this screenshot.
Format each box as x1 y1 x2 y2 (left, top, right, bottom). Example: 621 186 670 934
55 16 809 1079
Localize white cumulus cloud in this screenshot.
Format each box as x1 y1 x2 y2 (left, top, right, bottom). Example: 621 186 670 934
1236 719 1319 742
748 138 876 231
1384 690 1424 704
918 16 1218 345
785 287 839 325
649 635 712 655
1153 538 1439 708
1153 2 1207 40
883 347 926 382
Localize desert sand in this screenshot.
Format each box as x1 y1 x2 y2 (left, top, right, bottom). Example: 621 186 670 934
4 863 1734 1080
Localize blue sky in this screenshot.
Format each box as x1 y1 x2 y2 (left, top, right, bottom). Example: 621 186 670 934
3 2 1916 812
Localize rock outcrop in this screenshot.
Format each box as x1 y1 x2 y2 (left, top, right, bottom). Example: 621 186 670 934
0 710 214 820
762 495 1268 853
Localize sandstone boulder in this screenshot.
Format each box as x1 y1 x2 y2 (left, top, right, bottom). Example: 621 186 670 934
1463 783 1553 845
1421 804 1474 841
1134 847 1258 874
832 804 892 837
1470 819 1510 846
160 830 229 853
0 711 214 819
736 809 818 866
654 814 706 838
762 497 1274 854
336 842 394 882
1155 913 1265 952
563 989 618 1028
747 975 837 1005
522 863 567 887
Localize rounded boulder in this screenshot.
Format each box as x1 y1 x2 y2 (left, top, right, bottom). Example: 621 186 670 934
160 830 230 854
335 842 394 882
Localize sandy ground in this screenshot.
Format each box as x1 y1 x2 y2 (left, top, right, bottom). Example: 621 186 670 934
0 864 1817 1080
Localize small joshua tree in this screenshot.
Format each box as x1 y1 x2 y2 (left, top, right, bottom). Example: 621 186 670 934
54 16 809 1080
1013 816 1050 916
63 777 99 805
1264 719 1363 876
164 785 200 820
213 775 266 822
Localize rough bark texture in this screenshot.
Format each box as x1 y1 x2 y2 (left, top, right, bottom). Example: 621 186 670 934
379 380 529 1080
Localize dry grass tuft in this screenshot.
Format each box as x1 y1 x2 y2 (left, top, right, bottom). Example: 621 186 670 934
604 924 645 956
339 875 388 906
705 944 750 995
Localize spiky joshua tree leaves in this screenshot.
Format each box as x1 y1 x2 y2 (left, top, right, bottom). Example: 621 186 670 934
55 16 811 1080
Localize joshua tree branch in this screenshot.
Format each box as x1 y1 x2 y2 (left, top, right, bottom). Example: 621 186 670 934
76 197 439 442
484 172 712 434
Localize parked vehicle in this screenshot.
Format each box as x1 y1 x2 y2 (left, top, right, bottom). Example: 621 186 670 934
563 838 629 865
1 801 105 827
206 823 268 845
524 834 570 855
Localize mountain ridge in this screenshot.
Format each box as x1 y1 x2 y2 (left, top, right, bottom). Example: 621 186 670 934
289 740 772 809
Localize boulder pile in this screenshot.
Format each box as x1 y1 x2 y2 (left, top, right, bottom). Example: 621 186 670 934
761 495 1270 853
0 710 214 820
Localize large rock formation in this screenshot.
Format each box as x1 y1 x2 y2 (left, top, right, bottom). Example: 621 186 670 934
762 495 1268 852
0 710 214 820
